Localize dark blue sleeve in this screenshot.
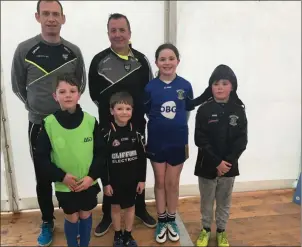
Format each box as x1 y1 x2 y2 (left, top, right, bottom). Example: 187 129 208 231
143 85 151 115
185 83 195 111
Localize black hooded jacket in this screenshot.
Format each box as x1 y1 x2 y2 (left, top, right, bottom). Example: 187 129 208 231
193 65 248 179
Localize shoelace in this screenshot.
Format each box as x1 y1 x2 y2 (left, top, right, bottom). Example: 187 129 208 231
198 231 206 241
169 222 179 233
220 232 229 244
41 224 52 236
157 222 167 235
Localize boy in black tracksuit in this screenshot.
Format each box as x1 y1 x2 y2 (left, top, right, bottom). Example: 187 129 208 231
193 65 248 247
100 92 147 247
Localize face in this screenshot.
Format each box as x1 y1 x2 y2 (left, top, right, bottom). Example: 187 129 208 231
108 18 131 51
212 79 233 102
155 49 179 77
110 103 133 126
53 81 80 111
35 1 65 36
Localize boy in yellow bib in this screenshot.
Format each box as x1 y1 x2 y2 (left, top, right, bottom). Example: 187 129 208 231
35 74 106 247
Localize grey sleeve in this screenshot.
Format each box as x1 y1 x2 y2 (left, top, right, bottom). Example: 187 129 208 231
75 47 86 94
11 44 27 103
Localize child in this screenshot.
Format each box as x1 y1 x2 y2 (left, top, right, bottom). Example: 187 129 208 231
194 64 248 247
144 43 195 243
101 91 147 247
35 73 105 247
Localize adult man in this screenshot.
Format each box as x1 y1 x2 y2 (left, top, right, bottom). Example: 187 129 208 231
11 1 86 246
88 13 156 237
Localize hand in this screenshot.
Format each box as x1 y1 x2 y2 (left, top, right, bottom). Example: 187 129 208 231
217 161 232 176
74 176 94 192
136 182 145 194
62 173 78 191
104 185 113 196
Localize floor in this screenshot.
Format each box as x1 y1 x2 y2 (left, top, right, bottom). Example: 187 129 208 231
1 189 300 246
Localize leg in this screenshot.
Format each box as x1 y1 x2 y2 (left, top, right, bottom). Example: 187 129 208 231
111 205 123 247
165 163 183 242
215 177 235 247
29 122 54 246
152 162 168 243
123 206 137 247
64 213 80 247
79 211 92 247
135 189 156 228
94 193 112 237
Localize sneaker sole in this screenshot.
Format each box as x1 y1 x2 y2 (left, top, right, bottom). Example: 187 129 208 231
94 222 112 237
135 215 157 228
168 231 180 242
156 234 167 244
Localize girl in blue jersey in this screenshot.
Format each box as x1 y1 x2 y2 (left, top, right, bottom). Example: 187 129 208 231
144 43 195 243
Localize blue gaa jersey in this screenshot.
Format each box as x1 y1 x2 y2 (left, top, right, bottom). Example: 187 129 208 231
144 75 194 150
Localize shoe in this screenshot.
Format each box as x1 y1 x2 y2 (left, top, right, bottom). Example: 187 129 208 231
113 232 124 247
167 221 180 242
37 221 54 246
155 222 167 243
124 234 137 247
94 216 112 237
135 209 157 228
217 231 229 247
196 229 211 247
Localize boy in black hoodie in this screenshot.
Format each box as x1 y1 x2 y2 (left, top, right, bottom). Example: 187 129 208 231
194 65 248 247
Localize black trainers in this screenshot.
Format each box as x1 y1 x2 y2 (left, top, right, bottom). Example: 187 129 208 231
135 209 157 228
94 216 112 237
113 232 124 247
124 234 137 247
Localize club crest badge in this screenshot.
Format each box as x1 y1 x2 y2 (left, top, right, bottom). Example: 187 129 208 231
229 115 239 126
176 89 185 100
112 139 120 147
124 64 131 72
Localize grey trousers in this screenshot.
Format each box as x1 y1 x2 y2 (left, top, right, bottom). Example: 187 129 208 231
198 176 235 230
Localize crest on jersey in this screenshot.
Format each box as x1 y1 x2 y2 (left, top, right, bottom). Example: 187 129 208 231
112 139 120 147
124 64 131 72
229 115 239 126
62 54 68 60
176 89 185 100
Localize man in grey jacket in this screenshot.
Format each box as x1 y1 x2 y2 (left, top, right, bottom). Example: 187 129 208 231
11 1 86 246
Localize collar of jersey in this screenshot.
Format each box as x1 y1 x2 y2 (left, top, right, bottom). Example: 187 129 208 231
110 47 134 61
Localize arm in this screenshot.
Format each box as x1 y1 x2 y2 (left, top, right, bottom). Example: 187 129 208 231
34 121 66 182
75 48 86 94
99 129 110 187
186 83 195 121
87 120 108 182
143 86 151 117
88 54 109 129
225 109 248 164
11 44 27 103
136 132 147 182
194 107 222 167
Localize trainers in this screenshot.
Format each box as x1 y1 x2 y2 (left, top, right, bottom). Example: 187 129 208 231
167 221 180 242
124 234 137 247
113 232 124 247
135 209 157 228
37 222 54 246
155 222 167 243
216 231 229 247
196 229 211 247
94 216 112 237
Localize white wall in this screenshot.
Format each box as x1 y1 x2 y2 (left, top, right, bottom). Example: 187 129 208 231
1 1 164 210
0 1 301 211
177 1 301 185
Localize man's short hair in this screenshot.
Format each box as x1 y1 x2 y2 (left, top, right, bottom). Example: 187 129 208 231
110 92 134 108
37 0 63 14
54 73 79 92
107 13 131 32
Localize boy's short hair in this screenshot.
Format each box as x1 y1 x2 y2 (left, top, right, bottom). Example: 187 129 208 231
54 74 80 92
110 92 134 108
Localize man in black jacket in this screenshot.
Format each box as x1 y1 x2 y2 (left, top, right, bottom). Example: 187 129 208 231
88 13 156 237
